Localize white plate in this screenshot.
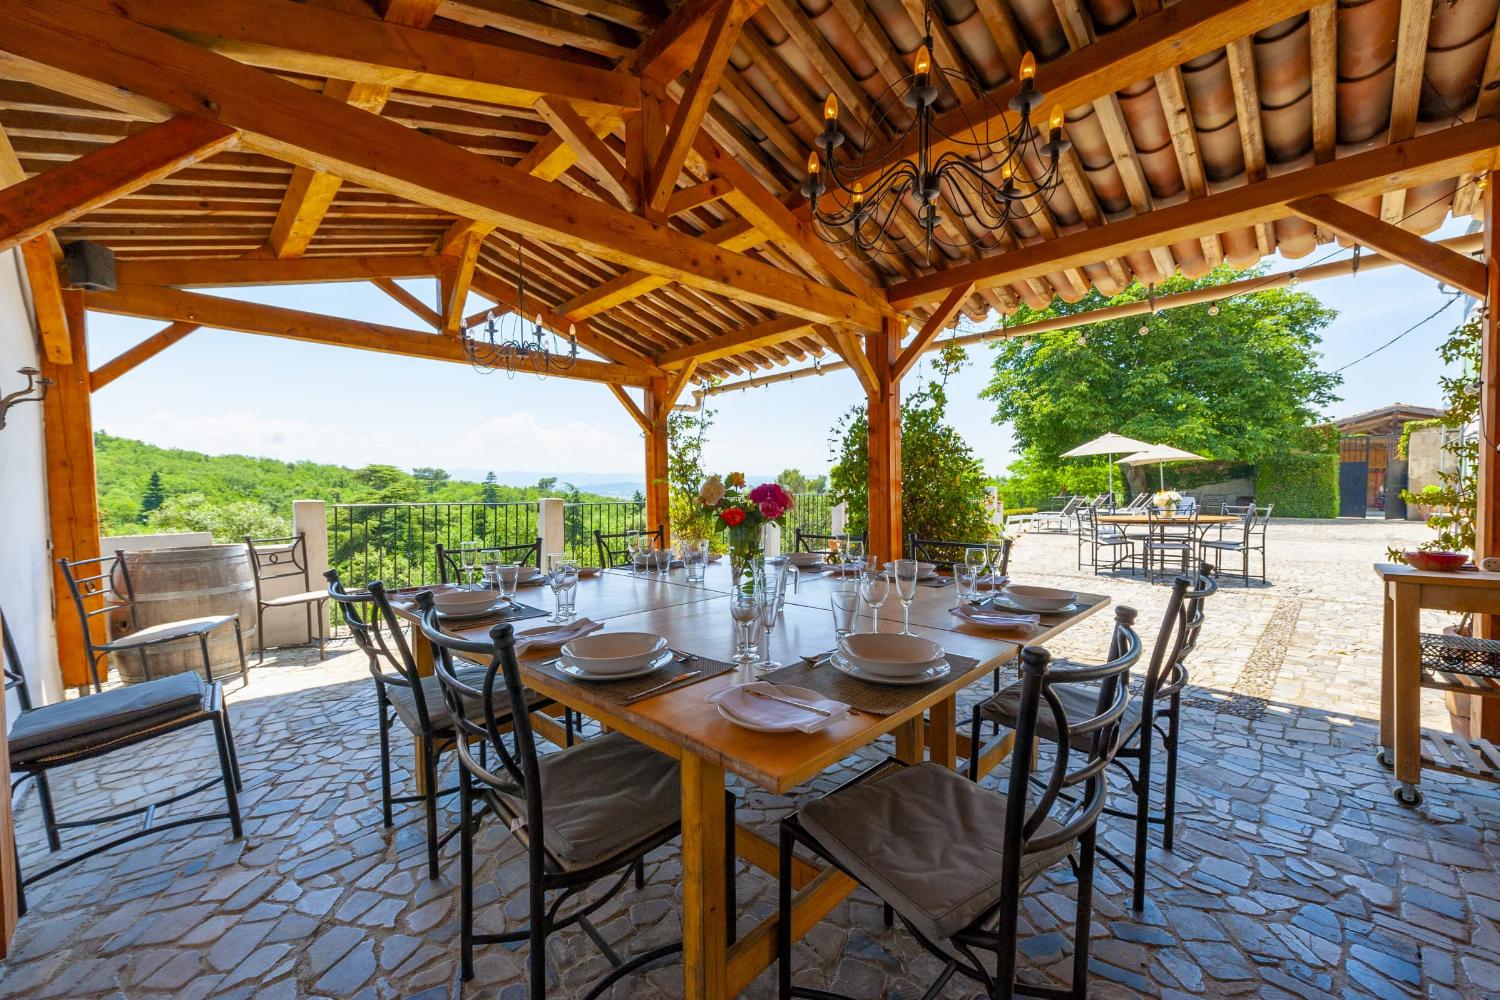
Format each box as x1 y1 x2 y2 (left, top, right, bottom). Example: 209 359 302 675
715 684 827 732
986 594 1084 615
556 649 672 681
437 598 512 621
829 652 951 685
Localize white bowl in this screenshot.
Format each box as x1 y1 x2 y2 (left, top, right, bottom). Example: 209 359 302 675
787 552 823 568
1001 585 1077 613
836 632 944 677
561 631 668 675
431 589 503 614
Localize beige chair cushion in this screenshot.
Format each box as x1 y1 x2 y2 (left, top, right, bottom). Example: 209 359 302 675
106 615 236 649
263 590 327 608
978 678 1140 752
503 731 680 872
797 762 1074 943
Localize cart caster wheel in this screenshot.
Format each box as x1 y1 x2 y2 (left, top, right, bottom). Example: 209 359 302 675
1394 783 1423 807
1375 747 1393 770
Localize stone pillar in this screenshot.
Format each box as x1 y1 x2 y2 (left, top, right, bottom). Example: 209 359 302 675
538 497 565 559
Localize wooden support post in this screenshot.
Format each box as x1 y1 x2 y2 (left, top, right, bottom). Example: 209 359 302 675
644 375 671 544
1474 171 1500 742
42 292 103 689
866 316 903 562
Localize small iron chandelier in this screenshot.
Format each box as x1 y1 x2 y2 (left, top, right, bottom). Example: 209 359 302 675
461 240 578 378
801 4 1070 261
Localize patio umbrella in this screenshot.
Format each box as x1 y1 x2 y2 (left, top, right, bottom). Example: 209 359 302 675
1117 443 1207 490
1060 432 1153 501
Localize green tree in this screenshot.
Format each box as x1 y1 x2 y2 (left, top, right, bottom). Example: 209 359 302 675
829 346 991 542
137 470 166 523
777 469 827 495
668 396 721 540
412 466 450 493
981 268 1342 478
537 476 558 493
481 471 500 505
146 492 290 542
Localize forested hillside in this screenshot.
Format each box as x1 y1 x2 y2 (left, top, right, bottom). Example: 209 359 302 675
94 432 623 539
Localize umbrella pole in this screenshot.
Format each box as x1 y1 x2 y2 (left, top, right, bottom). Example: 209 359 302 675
1159 463 1165 490
1107 456 1114 505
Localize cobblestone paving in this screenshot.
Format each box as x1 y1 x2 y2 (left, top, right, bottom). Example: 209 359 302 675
5 518 1500 999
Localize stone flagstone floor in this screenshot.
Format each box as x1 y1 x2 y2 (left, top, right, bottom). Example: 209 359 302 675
4 518 1500 999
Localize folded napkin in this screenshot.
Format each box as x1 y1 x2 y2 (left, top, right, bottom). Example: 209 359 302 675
515 618 604 655
951 604 1041 629
708 683 849 734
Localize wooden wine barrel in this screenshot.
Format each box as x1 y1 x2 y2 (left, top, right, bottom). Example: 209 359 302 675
108 544 256 684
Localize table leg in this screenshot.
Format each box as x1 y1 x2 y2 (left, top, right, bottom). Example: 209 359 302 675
1392 583 1423 793
680 752 729 1000
927 696 957 770
893 716 924 763
1380 581 1395 756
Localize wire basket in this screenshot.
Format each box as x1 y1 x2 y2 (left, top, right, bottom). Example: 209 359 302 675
1420 632 1500 681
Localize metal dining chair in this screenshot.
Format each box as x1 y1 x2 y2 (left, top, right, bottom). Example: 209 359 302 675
1143 507 1198 583
779 626 1140 1000
794 529 866 556
971 566 1217 910
414 593 736 995
1078 507 1136 575
436 537 542 585
58 550 248 692
244 532 327 664
3 605 241 911
593 524 664 568
1200 504 1272 586
906 535 1010 574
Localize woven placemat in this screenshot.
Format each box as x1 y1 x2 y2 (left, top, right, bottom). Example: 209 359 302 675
530 651 738 704
918 577 954 589
760 652 981 716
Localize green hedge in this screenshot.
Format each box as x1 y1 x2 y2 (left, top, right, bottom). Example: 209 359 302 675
1256 451 1338 518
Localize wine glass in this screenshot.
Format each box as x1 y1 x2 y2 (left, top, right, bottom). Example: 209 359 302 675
965 546 990 593
480 548 501 589
892 559 920 635
859 564 890 633
458 540 481 590
730 591 759 663
752 558 787 676
545 553 577 623
625 531 642 571
844 538 865 574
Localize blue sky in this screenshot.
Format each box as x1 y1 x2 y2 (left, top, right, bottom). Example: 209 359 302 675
89 218 1475 484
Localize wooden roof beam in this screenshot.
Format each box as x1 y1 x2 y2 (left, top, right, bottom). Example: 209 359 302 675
1289 195 1486 299
90 321 197 390
439 229 483 332
85 283 651 385
644 0 744 213
1380 0 1434 222
113 255 443 287
0 117 236 254
533 97 637 211
372 277 442 328
892 283 972 382
630 0 754 84
817 325 878 396
655 315 811 366
887 120 1500 309
0 2 882 329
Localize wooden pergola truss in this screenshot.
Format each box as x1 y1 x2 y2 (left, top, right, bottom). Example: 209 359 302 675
4 0 1500 838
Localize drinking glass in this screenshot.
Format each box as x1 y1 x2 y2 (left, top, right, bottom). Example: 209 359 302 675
844 538 865 573
892 559 920 635
752 559 788 675
480 548 501 589
954 562 979 609
458 540 481 589
495 562 521 602
682 538 707 584
830 580 859 638
730 592 759 663
545 554 577 623
859 564 889 633
625 531 642 572
652 539 672 576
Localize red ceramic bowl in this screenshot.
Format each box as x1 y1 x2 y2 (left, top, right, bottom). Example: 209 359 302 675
1404 550 1468 572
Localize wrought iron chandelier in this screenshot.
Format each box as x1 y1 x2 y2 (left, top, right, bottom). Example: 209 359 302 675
801 5 1069 261
460 240 578 378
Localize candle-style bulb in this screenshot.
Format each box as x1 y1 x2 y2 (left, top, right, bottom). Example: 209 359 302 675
823 93 838 121
1049 105 1064 132
914 44 931 76
1020 52 1036 82
806 150 820 174
852 181 864 206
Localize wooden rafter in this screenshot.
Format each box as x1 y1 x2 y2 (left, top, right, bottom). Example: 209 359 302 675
372 277 442 328
608 383 651 433
1288 196 1486 300
533 97 636 211
892 283 972 382
887 121 1500 309
0 2 883 329
1380 0 1435 223
631 0 747 84
440 229 483 333
90 321 197 390
0 117 236 253
84 284 651 385
817 325 878 396
19 237 70 364
645 0 744 213
656 316 810 367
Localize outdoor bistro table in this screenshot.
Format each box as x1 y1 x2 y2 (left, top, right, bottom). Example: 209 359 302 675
397 563 1107 999
1094 512 1240 527
1374 562 1500 805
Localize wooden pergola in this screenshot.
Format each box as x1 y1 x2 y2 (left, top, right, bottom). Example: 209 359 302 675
4 0 1500 774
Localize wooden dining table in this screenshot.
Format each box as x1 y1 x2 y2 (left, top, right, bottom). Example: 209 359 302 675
1095 512 1240 526
397 560 1107 999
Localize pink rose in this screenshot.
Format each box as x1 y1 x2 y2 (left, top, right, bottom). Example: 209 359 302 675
749 483 775 504
759 501 784 520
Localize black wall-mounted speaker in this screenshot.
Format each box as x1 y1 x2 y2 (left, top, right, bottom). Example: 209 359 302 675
62 241 116 291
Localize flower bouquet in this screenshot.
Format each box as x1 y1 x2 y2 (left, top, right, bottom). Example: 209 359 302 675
698 473 794 586
1153 489 1182 514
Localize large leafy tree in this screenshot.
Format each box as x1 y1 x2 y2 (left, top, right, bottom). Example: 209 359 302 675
981 268 1342 467
830 347 991 542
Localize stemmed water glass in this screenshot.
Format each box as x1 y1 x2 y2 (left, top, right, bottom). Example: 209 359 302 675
752 558 788 676
730 591 759 663
965 546 990 597
892 559 920 635
458 540 481 590
844 538 865 575
545 553 578 623
859 563 890 633
479 548 501 589
625 531 642 571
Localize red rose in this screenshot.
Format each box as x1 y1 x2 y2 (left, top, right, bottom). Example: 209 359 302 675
759 501 784 520
720 507 747 526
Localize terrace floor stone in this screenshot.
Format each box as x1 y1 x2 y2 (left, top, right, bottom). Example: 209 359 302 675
4 517 1500 998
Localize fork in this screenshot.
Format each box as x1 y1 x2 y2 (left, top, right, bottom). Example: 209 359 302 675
669 647 700 663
